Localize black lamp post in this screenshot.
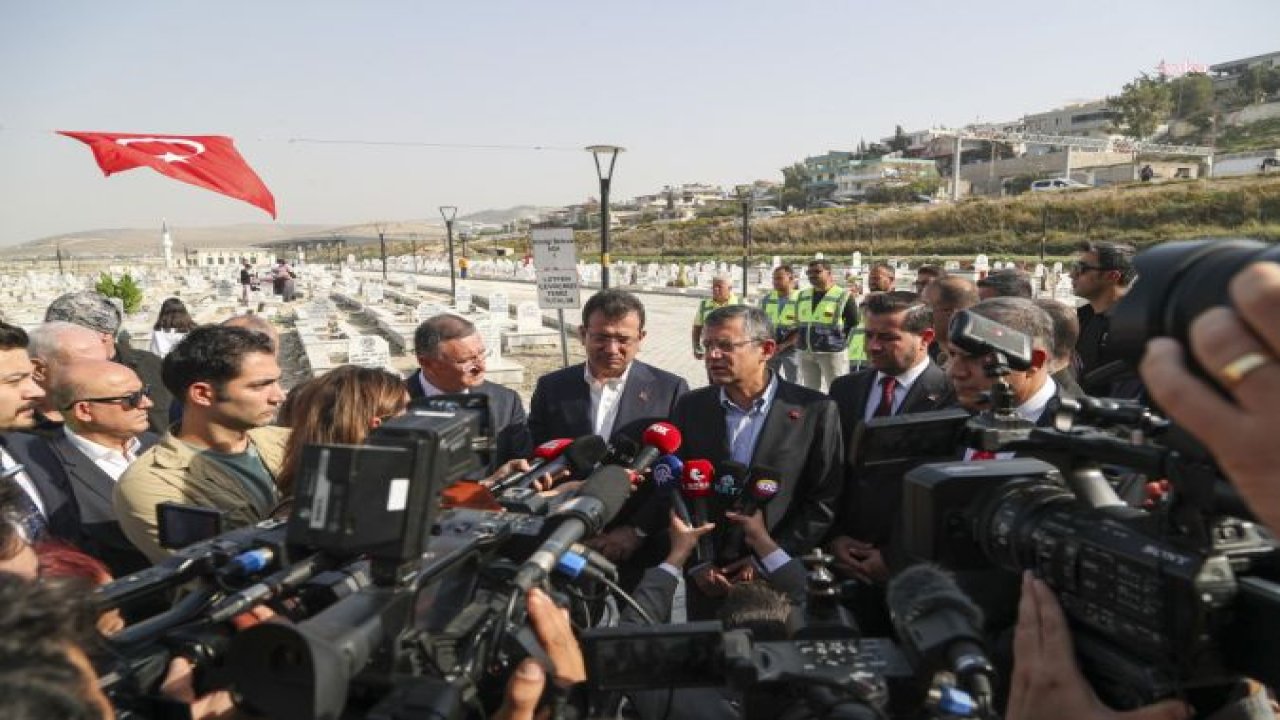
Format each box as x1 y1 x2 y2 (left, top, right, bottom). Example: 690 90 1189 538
737 185 753 300
586 144 625 290
440 206 458 304
378 228 388 280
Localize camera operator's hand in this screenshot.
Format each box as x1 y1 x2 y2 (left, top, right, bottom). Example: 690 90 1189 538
585 525 644 563
494 659 547 720
160 657 239 720
1140 262 1280 538
720 556 757 583
665 511 716 568
1009 573 1191 720
526 588 586 687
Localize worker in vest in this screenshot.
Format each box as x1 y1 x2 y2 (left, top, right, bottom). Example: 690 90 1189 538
796 259 860 392
845 273 869 372
760 265 800 381
459 256 470 280
691 274 739 360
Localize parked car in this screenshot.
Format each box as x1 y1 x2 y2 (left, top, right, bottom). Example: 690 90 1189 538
1030 178 1091 192
751 205 786 219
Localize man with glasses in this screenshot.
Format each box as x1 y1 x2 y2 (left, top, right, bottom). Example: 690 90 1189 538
796 260 859 393
1070 240 1138 397
35 360 158 576
673 305 843 619
528 290 689 566
408 313 532 473
116 326 288 561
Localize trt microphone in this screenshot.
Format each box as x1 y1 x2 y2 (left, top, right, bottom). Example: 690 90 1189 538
724 466 781 561
651 455 691 526
714 461 749 562
681 459 716 565
513 464 633 591
887 564 997 714
490 435 608 494
626 422 683 478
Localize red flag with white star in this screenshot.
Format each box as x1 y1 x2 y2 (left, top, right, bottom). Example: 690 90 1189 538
58 130 277 218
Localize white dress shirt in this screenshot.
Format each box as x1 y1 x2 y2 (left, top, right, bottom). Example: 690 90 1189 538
418 372 469 398
584 362 633 439
63 427 142 482
963 377 1059 461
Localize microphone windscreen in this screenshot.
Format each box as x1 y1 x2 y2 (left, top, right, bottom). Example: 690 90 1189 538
680 460 715 499
747 466 782 504
651 455 684 490
715 461 748 498
562 435 609 473
576 465 634 529
532 438 574 461
886 564 986 629
642 422 683 455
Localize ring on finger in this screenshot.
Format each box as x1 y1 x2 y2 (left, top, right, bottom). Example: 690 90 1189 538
1219 351 1274 389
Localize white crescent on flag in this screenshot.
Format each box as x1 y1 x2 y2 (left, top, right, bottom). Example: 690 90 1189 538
115 137 206 164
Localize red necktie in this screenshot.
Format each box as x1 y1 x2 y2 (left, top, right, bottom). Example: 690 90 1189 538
873 376 897 418
970 450 997 460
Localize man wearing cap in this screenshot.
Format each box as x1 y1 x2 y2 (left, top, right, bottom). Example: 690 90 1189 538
44 291 174 433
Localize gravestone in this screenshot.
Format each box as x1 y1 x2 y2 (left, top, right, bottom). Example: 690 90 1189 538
517 302 542 333
488 291 509 319
456 285 472 313
476 319 502 360
362 282 384 303
347 335 391 368
415 302 449 323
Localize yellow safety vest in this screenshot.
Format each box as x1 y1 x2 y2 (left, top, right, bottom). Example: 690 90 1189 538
760 290 798 342
695 294 739 325
797 286 852 352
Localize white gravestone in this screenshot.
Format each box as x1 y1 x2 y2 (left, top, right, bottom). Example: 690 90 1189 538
456 285 472 314
347 335 391 368
517 302 542 333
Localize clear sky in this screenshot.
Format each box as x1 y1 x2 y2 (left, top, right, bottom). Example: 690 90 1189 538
2 0 1277 245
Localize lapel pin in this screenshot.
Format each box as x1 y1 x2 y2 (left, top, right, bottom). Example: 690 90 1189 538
788 409 802 421
638 390 650 403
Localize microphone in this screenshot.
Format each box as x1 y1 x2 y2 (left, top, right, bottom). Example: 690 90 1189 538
513 464 633 591
887 564 997 714
713 461 749 562
724 466 782 561
626 422 683 478
490 435 608 494
681 459 716 565
651 454 691 526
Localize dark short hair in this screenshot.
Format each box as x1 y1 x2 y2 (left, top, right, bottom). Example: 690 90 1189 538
161 325 276 398
0 322 28 352
1077 240 1136 284
0 574 102 720
807 259 832 272
774 264 795 277
718 581 791 642
413 314 477 357
929 276 980 309
863 291 931 334
968 297 1054 353
870 262 896 275
1034 298 1079 362
581 289 646 330
916 264 944 279
977 269 1034 298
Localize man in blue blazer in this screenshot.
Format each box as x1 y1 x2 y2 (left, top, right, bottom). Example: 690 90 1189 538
528 290 689 564
406 314 533 474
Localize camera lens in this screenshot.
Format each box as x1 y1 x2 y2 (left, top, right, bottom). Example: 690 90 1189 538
1109 238 1280 380
973 479 1075 572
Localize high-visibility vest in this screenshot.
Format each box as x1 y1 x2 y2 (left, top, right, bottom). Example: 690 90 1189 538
760 290 798 343
695 294 739 325
797 286 852 352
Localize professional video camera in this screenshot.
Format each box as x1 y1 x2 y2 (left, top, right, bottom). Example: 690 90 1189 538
897 259 1280 713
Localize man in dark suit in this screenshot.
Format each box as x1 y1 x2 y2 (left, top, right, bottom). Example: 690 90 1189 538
0 321 81 545
673 305 843 619
406 313 532 473
39 360 158 577
827 292 953 590
527 289 688 564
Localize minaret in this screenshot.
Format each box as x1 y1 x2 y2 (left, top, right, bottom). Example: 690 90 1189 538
162 219 174 268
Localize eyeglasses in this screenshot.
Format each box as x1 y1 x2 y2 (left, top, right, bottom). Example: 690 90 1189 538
699 338 763 355
586 333 638 347
66 385 151 411
442 349 491 368
1070 261 1110 274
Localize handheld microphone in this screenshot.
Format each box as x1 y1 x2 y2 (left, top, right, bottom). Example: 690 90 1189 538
681 459 716 565
713 461 749 562
887 564 997 714
651 454 691 526
490 435 608 494
724 466 782 561
626 422 683 479
513 464 633 591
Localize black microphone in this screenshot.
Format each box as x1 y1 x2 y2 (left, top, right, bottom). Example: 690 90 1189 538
725 466 782 561
714 461 749 562
887 564 997 714
513 465 633 591
490 434 608 494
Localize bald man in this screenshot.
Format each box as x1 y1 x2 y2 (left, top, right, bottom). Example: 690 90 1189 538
37 361 158 575
26 322 113 432
222 313 280 353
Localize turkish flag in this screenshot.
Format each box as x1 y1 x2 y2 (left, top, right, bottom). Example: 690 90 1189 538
58 131 277 218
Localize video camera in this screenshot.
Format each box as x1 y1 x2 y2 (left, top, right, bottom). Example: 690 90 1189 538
897 266 1280 713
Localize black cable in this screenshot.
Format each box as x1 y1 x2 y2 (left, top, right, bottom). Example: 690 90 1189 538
596 576 654 625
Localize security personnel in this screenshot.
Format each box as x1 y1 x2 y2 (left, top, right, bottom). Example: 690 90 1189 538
796 260 859 392
761 265 800 381
691 274 739 360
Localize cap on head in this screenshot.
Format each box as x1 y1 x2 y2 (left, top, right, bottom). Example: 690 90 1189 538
44 291 122 335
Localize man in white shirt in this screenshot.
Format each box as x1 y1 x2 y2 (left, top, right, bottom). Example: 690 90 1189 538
25 321 112 430
43 360 159 575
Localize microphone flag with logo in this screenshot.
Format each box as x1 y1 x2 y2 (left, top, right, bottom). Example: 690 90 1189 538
58 131 277 217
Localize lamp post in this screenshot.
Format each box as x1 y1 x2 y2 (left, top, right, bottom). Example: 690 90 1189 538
586 144 625 290
377 227 388 281
736 185 753 300
440 206 458 305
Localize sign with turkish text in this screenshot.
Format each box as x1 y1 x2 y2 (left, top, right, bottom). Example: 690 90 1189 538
531 227 580 309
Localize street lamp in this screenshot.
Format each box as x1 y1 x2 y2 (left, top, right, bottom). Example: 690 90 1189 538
586 144 625 290
440 206 458 305
736 185 753 300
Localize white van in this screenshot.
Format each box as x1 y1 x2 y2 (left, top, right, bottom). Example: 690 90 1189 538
752 206 785 219
1030 178 1090 192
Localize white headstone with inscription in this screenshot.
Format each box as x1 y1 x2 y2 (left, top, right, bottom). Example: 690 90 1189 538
415 302 449 323
347 335 391 368
488 291 509 319
456 285 472 314
517 302 542 333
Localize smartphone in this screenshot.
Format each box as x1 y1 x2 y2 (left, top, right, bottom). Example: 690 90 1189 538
156 502 225 549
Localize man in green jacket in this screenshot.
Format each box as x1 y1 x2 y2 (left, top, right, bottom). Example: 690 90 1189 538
115 326 288 562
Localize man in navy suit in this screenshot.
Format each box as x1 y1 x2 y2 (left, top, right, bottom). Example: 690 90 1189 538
527 289 689 563
0 322 81 545
406 314 532 473
39 360 158 577
673 305 843 618
827 291 953 587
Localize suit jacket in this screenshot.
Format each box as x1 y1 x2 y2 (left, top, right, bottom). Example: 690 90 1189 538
0 432 82 544
527 360 689 448
672 379 844 558
405 371 532 472
828 362 955 544
39 431 159 577
116 344 174 435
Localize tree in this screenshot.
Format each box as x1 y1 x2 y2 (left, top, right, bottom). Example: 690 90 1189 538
95 272 143 314
780 162 808 209
1108 73 1173 139
888 125 911 153
1238 65 1280 105
1168 72 1214 119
